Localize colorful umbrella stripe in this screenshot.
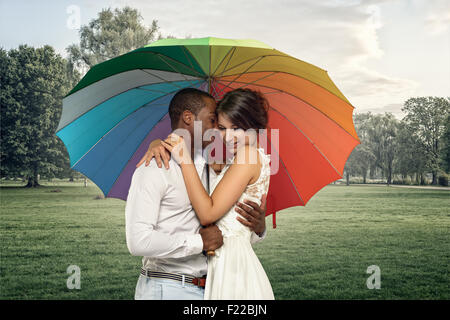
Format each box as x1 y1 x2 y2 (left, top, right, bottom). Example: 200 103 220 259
56 37 360 220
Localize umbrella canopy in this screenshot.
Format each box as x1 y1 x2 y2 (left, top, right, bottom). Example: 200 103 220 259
56 37 360 226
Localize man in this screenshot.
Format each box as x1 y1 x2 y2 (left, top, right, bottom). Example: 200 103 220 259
126 88 267 300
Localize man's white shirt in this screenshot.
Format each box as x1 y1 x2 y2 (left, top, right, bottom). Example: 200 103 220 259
125 151 266 278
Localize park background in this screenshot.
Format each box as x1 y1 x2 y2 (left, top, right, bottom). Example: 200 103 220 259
1 0 449 299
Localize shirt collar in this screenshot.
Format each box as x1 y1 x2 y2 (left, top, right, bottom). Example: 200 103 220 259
193 149 207 176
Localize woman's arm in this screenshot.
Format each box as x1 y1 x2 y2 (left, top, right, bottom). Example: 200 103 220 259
198 150 260 225
162 135 261 225
136 139 171 169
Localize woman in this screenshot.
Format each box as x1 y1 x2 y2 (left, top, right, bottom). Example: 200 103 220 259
161 88 274 299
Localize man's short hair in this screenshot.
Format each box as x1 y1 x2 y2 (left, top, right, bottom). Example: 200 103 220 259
168 88 215 128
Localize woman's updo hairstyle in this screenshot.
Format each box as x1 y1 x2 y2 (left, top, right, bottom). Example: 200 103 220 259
216 88 269 130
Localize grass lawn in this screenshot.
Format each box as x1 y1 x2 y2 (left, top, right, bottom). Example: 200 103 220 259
1 180 449 299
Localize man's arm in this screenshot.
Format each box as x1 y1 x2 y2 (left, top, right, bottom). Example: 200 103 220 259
235 195 267 245
125 165 204 258
250 228 267 244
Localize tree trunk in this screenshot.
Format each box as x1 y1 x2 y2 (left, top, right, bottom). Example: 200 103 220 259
346 171 350 186
25 175 40 187
431 170 437 185
387 163 392 186
25 164 40 187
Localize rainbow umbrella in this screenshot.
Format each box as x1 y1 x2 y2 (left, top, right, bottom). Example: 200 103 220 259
56 37 360 227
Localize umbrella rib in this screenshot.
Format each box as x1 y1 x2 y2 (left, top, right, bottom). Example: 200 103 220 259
214 56 266 98
153 51 205 78
218 68 354 109
216 78 360 143
215 71 279 98
57 75 201 133
212 46 236 77
267 128 305 206
139 69 186 89
217 53 285 78
105 112 171 198
156 55 191 82
69 85 196 169
106 80 211 196
135 87 179 94
135 82 198 95
145 49 205 77
182 46 210 77
221 53 325 76
180 46 196 71
209 80 222 100
67 50 205 97
208 45 212 93
269 106 343 178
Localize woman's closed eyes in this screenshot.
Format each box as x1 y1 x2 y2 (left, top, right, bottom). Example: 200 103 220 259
218 125 241 131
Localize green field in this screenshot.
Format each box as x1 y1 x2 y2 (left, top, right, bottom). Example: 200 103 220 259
1 180 449 299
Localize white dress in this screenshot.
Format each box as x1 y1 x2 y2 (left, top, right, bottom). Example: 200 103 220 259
204 147 275 300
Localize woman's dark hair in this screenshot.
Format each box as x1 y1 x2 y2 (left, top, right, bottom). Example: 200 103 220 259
216 88 269 130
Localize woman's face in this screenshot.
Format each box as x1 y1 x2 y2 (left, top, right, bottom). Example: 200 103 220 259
217 112 256 155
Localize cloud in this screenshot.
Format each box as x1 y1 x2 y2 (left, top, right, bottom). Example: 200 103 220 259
335 63 419 118
358 103 406 119
105 0 428 116
336 65 419 96
425 10 450 35
112 0 388 68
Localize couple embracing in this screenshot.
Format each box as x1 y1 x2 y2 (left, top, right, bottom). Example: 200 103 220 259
125 87 274 299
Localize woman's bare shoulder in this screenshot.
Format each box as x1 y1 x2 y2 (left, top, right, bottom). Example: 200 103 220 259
233 144 261 166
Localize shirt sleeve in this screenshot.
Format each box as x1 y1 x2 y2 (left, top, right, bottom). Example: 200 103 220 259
250 228 267 245
125 165 203 258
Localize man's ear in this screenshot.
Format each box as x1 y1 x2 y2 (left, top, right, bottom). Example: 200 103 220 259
181 110 194 126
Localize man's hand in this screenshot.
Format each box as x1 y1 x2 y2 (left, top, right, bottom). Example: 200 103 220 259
199 224 223 251
235 194 267 236
136 139 171 169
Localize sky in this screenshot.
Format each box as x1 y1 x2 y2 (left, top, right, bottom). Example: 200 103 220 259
1 0 449 119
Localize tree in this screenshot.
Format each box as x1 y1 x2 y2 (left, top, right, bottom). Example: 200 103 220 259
394 121 428 184
344 112 376 184
66 6 159 74
439 113 450 174
0 45 79 187
345 144 376 185
366 113 399 185
355 113 376 183
401 97 450 185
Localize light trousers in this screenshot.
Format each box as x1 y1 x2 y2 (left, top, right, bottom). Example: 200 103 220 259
134 274 204 300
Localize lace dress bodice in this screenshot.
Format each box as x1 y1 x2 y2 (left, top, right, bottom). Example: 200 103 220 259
209 147 271 240
204 147 274 300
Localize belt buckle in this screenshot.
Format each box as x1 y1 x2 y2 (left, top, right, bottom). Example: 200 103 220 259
192 276 206 288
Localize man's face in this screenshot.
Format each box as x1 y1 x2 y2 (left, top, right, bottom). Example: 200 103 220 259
194 96 219 149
